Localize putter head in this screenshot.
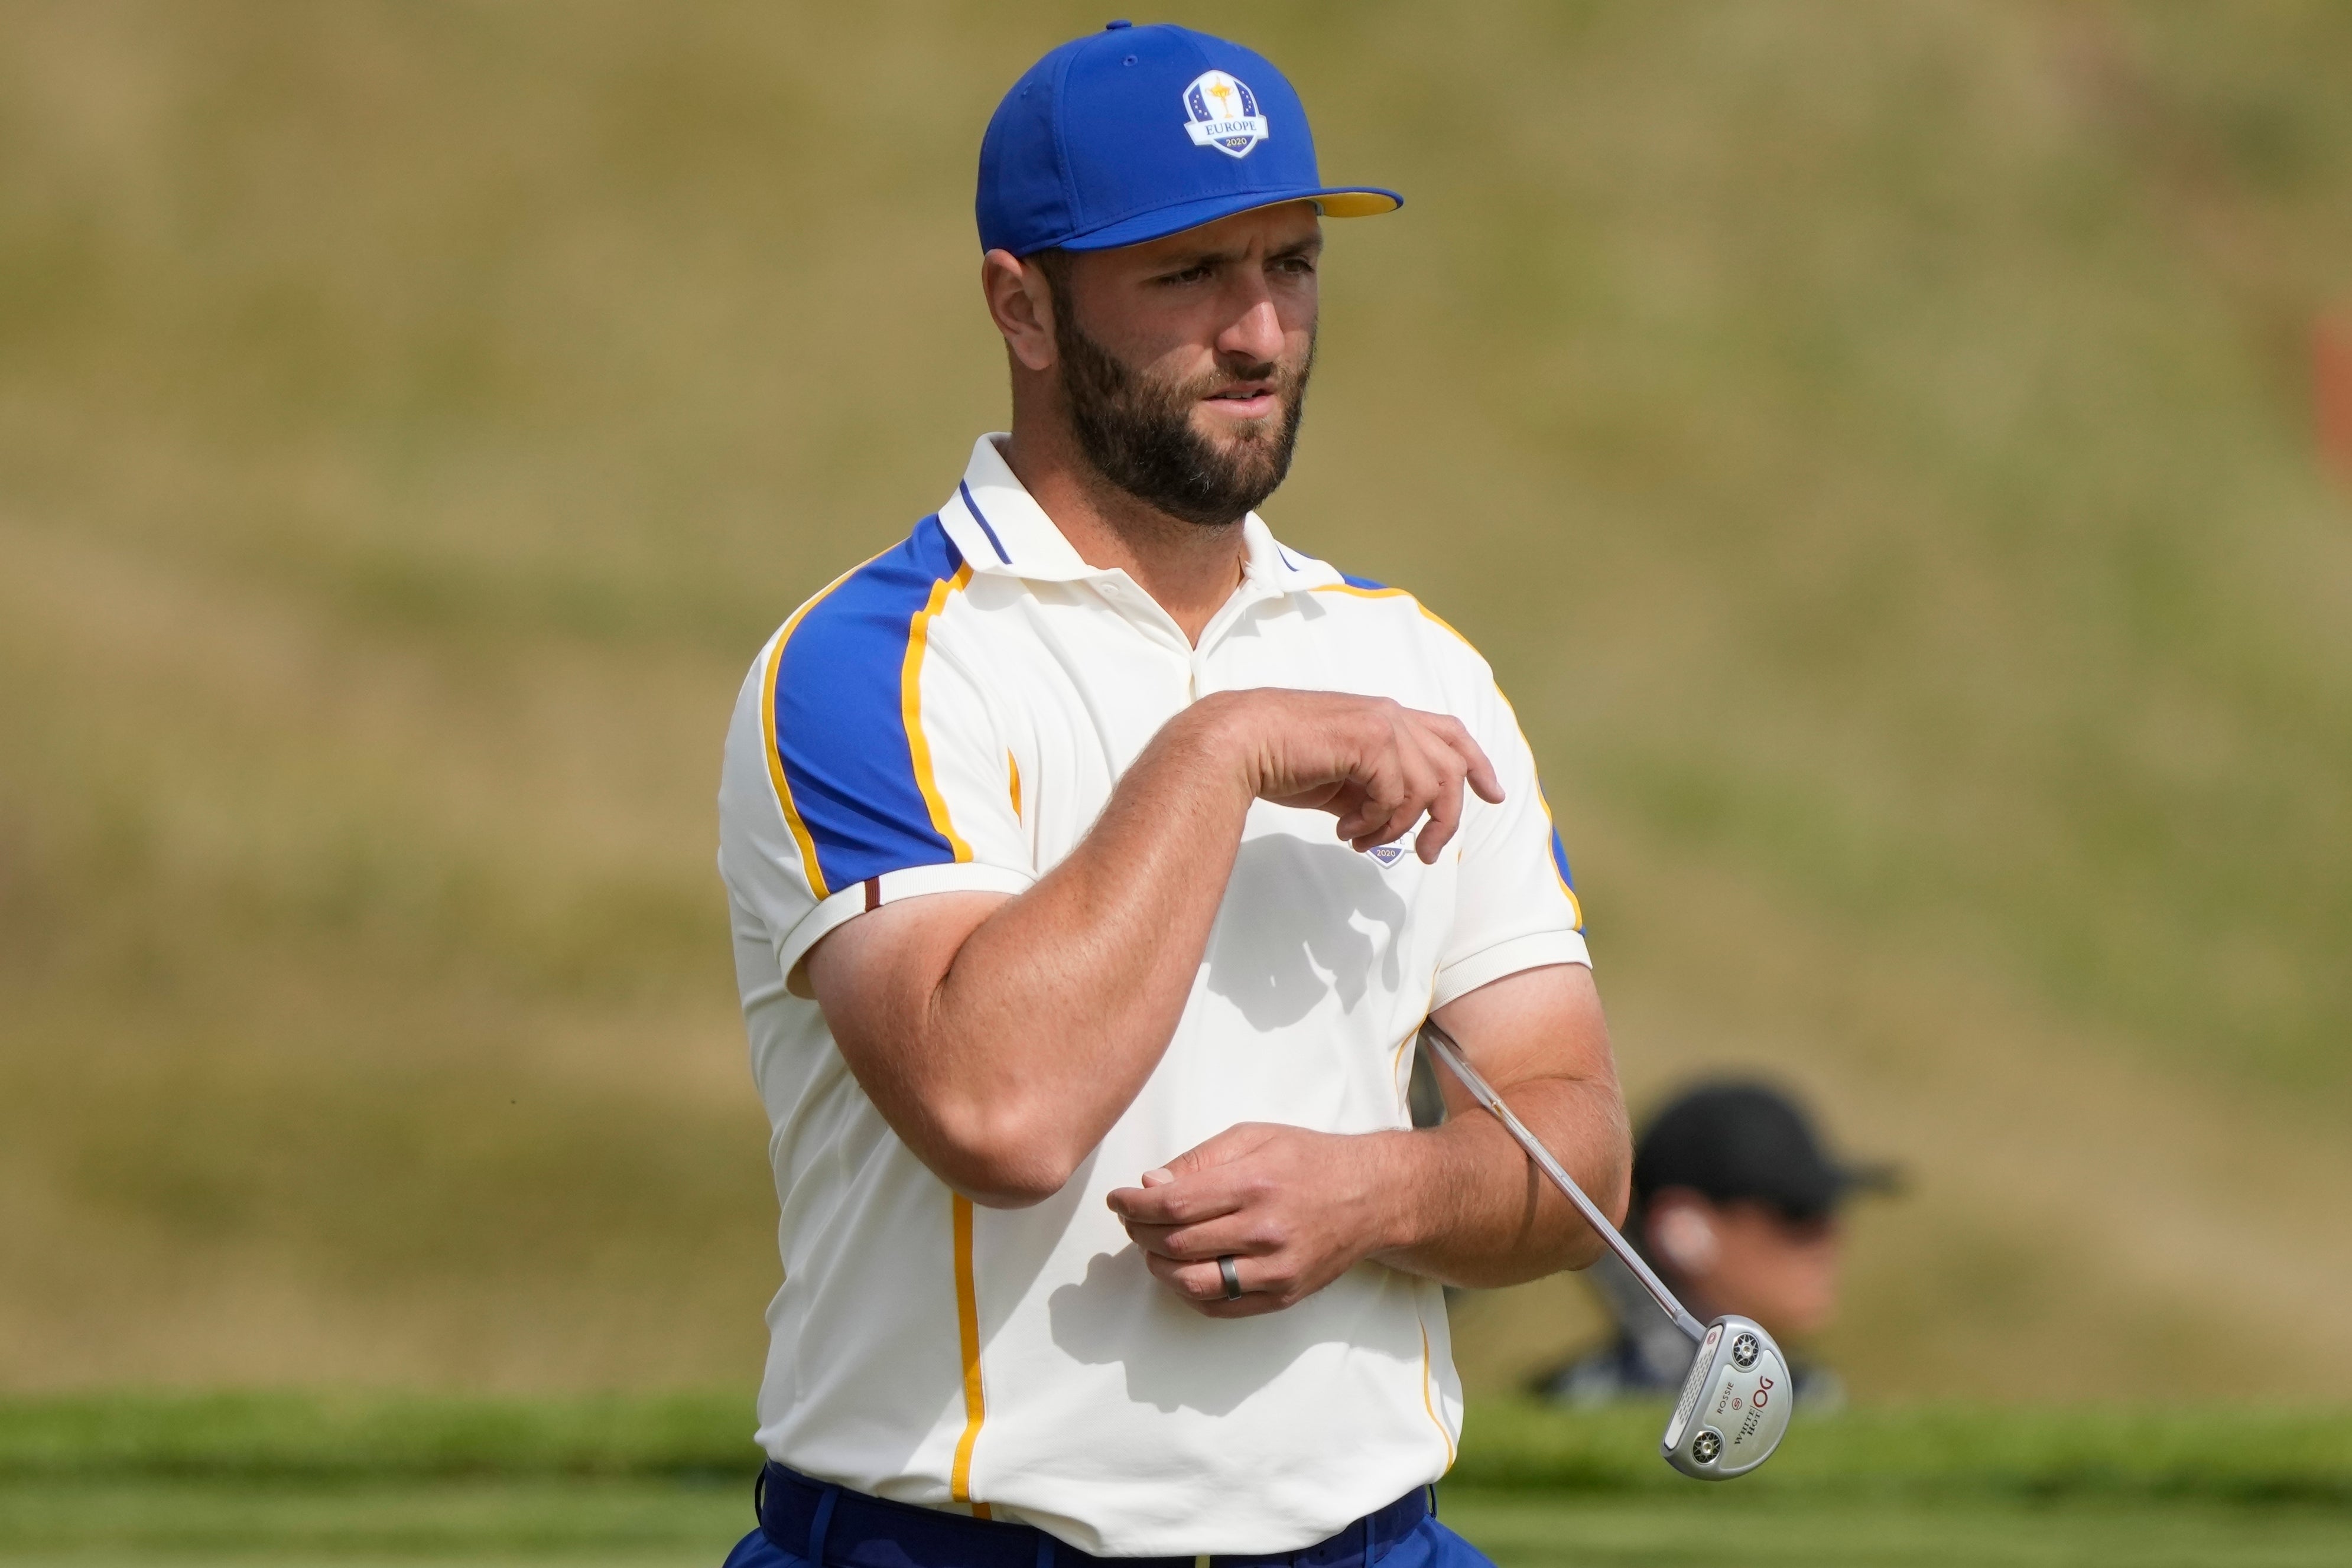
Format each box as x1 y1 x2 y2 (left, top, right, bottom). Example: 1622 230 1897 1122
1661 1315 1792 1479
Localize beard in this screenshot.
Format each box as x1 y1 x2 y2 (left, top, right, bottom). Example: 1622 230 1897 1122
1054 308 1314 528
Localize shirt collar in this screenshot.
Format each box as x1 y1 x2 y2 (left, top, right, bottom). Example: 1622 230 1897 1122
939 434 1344 595
1241 512 1345 593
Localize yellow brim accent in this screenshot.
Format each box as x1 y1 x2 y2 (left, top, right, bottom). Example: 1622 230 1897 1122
1317 191 1404 218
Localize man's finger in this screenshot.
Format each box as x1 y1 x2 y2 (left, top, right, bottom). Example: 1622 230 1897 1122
1109 1124 1282 1222
1122 1214 1276 1261
1143 1250 1301 1317
1331 760 1404 843
1391 732 1464 860
1444 723 1504 805
1142 1246 1295 1313
1107 1156 1262 1225
1169 1123 1281 1170
1415 770 1465 861
1107 1179 1243 1226
1143 1249 1233 1302
1359 790 1435 854
1347 739 1432 850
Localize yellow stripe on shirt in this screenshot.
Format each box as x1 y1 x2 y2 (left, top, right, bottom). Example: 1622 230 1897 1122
1310 581 1474 650
1418 1315 1457 1468
761 554 886 902
902 563 976 864
950 1193 989 1515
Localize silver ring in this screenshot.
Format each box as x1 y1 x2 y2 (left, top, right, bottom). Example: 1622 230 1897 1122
1218 1255 1243 1300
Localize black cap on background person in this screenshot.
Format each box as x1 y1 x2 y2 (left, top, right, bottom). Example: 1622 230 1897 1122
1532 1078 1897 1408
1635 1082 1898 1221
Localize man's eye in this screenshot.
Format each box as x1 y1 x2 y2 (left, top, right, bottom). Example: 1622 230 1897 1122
1161 265 1212 285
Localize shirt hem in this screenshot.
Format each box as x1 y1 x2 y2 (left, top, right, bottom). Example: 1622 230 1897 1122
1430 929 1591 1011
779 862 1037 996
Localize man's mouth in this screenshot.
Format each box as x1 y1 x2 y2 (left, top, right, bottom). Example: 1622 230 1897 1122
1201 383 1280 419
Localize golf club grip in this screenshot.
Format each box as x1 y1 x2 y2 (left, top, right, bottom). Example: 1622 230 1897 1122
1419 1020 1707 1344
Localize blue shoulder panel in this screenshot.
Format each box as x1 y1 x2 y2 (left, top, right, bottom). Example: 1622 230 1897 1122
1340 570 1389 591
1538 785 1577 889
1538 785 1581 931
1548 824 1577 890
772 516 968 896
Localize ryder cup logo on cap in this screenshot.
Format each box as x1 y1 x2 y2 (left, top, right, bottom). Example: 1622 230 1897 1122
1182 70 1268 157
976 21 1401 257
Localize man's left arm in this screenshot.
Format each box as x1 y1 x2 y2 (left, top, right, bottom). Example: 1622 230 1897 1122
1108 962 1626 1315
1110 673 1630 1315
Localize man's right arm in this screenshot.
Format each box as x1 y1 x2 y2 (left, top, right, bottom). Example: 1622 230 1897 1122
804 688 1500 1208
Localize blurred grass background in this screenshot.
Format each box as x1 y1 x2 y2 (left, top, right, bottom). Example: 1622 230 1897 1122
2 1394 2348 1565
4 0 2352 1427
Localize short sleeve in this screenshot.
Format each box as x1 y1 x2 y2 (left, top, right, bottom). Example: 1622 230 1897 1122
1432 680 1590 1010
717 522 1034 994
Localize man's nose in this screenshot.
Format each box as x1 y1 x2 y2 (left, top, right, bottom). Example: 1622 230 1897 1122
1216 291 1286 367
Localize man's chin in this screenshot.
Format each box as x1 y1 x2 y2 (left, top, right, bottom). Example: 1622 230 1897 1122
1181 454 1287 515
1187 414 1286 467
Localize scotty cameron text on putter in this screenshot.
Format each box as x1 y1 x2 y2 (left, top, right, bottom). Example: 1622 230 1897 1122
1418 1020 1792 1479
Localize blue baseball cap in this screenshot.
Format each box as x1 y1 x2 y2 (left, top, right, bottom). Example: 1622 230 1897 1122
976 20 1401 256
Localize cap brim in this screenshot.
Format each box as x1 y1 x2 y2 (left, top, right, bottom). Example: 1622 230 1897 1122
1059 185 1402 252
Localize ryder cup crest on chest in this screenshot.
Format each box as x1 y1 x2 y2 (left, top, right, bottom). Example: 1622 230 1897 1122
1182 70 1269 157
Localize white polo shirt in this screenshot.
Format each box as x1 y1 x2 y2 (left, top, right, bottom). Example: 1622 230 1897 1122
717 435 1589 1556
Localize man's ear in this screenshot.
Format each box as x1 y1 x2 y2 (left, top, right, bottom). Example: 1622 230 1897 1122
982 248 1057 373
1648 1190 1721 1277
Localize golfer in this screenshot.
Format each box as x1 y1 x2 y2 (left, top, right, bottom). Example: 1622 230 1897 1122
716 21 1629 1568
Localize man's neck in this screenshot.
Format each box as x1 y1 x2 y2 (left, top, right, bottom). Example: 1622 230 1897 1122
1001 424 1248 646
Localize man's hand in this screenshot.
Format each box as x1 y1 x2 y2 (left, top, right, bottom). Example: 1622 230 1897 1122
1106 1124 1404 1317
1106 965 1629 1313
1207 689 1503 862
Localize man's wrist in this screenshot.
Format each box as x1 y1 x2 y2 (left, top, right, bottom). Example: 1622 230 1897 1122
1168 689 1266 801
1356 1127 1447 1259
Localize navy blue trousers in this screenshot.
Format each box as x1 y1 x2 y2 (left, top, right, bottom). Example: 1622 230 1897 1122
721 1470 1495 1568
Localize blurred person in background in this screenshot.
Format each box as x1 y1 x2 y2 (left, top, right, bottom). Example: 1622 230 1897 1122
1529 1081 1895 1410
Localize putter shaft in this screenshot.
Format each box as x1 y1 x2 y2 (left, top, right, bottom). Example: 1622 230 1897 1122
1419 1020 1707 1344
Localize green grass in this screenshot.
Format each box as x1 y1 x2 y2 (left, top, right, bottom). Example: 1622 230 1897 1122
1439 1491 2352 1568
10 1484 2351 1568
0 1392 752 1483
0 1478 749 1564
1 1397 2347 1567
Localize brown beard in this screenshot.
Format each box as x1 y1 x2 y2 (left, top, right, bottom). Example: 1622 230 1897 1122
1052 305 1315 528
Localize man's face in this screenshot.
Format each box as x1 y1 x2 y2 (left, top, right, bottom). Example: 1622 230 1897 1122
1044 201 1321 526
1648 1189 1844 1340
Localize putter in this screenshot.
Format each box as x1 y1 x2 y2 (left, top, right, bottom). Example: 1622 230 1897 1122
1418 1020 1792 1479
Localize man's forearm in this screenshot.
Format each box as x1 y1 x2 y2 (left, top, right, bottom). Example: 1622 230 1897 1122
1107 963 1630 1315
1372 1071 1630 1286
1372 965 1629 1284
